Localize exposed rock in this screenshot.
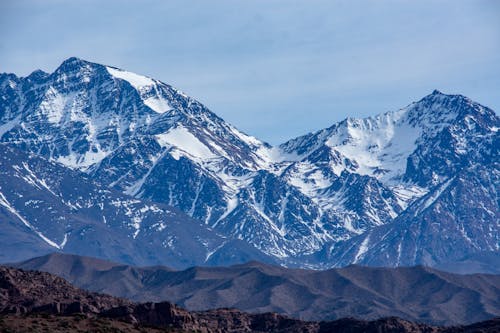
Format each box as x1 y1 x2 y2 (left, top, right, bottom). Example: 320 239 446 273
14 253 500 326
1 265 499 332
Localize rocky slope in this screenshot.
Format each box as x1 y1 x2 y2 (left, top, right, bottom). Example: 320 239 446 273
0 143 274 268
13 253 500 326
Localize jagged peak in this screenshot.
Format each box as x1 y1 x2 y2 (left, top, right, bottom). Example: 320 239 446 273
25 69 49 81
336 90 489 134
416 89 477 106
59 56 90 66
278 89 497 180
0 72 19 81
410 89 497 125
53 57 100 75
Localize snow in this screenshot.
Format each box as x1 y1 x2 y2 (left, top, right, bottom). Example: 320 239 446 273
396 241 402 265
325 109 422 182
106 66 155 88
109 199 161 239
205 241 227 261
56 149 108 169
20 162 58 197
38 87 68 123
12 163 60 198
5 59 489 263
0 191 63 249
143 96 171 114
415 177 454 215
156 126 217 160
228 125 263 147
106 66 171 113
133 228 140 239
392 185 428 209
124 151 166 196
60 233 68 248
189 180 203 216
286 162 332 198
280 95 463 190
354 233 371 263
0 115 21 138
213 197 239 227
343 215 358 234
155 222 166 231
213 167 254 195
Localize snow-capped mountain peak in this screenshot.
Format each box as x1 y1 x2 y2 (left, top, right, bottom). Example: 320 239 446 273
1 58 497 269
279 90 491 184
0 57 271 171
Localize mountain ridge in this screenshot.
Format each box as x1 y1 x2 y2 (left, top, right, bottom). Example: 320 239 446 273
4 263 500 332
12 252 500 326
0 57 498 270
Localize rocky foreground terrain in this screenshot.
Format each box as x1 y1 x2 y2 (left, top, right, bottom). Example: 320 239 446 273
14 253 500 326
1 265 499 333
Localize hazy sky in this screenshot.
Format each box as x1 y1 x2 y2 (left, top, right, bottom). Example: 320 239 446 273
1 0 499 144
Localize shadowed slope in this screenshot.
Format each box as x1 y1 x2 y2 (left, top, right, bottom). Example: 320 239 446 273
2 264 500 333
14 253 500 326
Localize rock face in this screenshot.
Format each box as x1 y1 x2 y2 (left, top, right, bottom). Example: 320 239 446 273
327 164 499 267
0 57 498 270
0 143 264 268
0 265 131 316
1 265 499 333
14 253 500 326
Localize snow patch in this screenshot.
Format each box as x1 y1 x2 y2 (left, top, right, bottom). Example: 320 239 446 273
213 197 239 227
60 233 68 249
38 88 75 124
392 185 428 209
205 241 227 262
0 191 63 249
56 149 108 169
106 66 155 88
106 66 171 113
0 115 21 138
325 109 422 181
416 177 454 215
156 126 217 160
143 96 171 114
354 233 371 263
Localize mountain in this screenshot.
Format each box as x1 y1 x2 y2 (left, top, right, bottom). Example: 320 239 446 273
326 163 499 267
10 264 499 333
2 264 318 333
13 253 500 326
319 95 499 267
0 57 330 260
0 143 273 268
434 252 500 275
0 57 498 269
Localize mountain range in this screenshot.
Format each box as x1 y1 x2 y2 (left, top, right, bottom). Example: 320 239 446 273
0 57 498 270
13 253 500 326
4 263 499 332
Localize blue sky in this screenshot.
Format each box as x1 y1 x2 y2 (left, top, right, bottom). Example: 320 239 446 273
1 0 499 144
